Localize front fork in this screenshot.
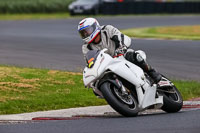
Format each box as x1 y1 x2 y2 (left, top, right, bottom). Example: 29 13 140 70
96 74 129 98
112 75 131 97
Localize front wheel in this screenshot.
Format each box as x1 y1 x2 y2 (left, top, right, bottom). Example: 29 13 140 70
100 82 139 117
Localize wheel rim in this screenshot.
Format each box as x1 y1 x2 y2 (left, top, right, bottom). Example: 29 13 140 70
112 85 137 110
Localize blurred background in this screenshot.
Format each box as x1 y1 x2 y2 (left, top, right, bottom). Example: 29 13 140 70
0 0 199 15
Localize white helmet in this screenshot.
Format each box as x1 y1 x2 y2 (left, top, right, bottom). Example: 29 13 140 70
78 18 101 44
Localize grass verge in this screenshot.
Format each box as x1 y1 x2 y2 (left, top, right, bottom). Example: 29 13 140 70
0 65 199 115
0 65 107 115
121 25 200 40
1 13 199 21
0 13 71 20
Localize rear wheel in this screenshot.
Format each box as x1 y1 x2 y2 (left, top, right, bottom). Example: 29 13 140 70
158 83 183 113
100 82 139 117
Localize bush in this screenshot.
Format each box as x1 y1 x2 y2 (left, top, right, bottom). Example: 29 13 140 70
0 0 74 14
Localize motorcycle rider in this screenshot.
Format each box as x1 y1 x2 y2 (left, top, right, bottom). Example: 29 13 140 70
78 18 162 83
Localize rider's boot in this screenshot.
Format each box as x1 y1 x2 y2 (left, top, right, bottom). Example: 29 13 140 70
140 62 162 84
125 50 162 83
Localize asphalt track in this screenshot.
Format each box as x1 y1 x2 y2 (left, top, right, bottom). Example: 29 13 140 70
0 15 200 80
0 109 200 133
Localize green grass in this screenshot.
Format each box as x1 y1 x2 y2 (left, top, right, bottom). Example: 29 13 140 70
0 65 107 114
0 13 200 21
0 65 199 115
1 13 200 21
121 25 200 40
0 13 71 20
173 80 200 100
0 0 73 14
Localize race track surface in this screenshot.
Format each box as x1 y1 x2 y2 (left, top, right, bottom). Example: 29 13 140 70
0 109 200 133
0 15 200 80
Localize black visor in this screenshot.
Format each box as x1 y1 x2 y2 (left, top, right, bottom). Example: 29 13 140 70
79 22 97 39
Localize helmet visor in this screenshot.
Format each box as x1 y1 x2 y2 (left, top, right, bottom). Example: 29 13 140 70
79 22 97 39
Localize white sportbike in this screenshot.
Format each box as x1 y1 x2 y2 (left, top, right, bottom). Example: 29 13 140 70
83 49 183 117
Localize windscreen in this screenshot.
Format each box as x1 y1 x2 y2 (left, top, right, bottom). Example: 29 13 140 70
85 50 100 68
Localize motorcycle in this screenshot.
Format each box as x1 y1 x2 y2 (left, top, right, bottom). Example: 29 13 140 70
83 49 183 117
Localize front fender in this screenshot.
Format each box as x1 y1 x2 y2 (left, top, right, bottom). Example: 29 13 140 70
98 79 121 90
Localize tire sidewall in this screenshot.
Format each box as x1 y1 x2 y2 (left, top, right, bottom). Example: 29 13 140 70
100 82 139 117
160 86 183 113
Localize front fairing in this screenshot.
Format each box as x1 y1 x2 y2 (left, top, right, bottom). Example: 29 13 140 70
83 49 145 88
83 50 112 87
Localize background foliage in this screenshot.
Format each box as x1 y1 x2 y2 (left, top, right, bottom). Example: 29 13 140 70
0 0 73 13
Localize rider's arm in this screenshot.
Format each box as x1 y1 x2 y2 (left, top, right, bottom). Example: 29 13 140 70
82 43 90 58
107 25 132 49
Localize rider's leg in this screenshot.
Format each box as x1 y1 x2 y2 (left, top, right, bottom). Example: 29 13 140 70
125 49 162 83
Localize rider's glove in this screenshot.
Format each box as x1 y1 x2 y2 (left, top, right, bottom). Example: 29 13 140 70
115 46 128 55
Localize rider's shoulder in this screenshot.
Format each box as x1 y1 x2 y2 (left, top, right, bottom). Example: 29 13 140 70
101 25 115 31
83 42 93 50
82 43 88 47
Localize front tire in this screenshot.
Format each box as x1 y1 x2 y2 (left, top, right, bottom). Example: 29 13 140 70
100 82 139 117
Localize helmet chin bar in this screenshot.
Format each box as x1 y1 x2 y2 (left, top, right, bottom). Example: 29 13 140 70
90 32 101 44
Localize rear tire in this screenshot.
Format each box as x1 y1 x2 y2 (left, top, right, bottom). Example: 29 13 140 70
100 82 139 117
159 85 183 113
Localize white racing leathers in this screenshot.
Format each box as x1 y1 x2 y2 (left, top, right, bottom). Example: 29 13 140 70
82 25 132 58
81 25 162 83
